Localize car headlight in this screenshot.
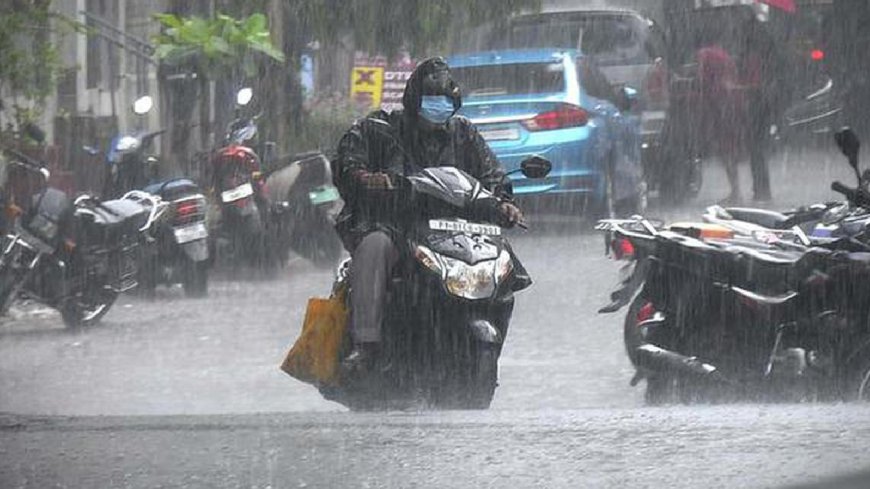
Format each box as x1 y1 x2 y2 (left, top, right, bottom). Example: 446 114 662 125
115 136 141 153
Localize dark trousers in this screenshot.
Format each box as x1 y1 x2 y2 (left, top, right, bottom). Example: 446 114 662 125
748 91 772 200
348 231 400 343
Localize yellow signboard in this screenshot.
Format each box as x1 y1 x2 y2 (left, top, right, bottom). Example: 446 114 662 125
350 66 384 110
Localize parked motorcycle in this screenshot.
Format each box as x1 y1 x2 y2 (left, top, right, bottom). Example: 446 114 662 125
319 156 551 410
97 95 211 297
0 144 158 328
264 151 343 267
598 127 870 403
598 212 870 404
702 128 870 245
207 88 288 271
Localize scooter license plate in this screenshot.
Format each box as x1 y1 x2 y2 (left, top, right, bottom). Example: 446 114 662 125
174 222 208 244
429 219 502 236
221 182 254 203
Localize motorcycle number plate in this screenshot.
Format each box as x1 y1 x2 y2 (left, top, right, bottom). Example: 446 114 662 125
221 182 254 203
174 222 208 244
429 220 502 236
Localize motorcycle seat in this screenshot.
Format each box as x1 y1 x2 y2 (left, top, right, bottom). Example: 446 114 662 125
143 178 200 200
724 207 791 230
76 199 149 245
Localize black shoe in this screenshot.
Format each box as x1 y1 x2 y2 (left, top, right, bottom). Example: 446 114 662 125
340 342 380 378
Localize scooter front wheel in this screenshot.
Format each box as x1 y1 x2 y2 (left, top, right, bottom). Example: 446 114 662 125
462 345 499 409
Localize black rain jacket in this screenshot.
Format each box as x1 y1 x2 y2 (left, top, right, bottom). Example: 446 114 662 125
332 67 513 252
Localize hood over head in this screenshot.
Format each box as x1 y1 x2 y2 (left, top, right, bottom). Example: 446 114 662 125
402 56 462 115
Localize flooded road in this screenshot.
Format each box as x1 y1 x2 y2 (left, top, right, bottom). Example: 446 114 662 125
1 150 869 488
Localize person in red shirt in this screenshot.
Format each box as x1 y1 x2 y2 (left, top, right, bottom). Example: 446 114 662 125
695 29 747 204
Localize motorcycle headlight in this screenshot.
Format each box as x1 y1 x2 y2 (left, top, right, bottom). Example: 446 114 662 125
115 136 141 153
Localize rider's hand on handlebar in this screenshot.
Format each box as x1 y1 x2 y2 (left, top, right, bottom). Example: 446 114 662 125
499 202 525 228
357 171 394 191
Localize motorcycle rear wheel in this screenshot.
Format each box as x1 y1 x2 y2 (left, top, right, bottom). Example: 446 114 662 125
61 286 118 329
182 260 209 298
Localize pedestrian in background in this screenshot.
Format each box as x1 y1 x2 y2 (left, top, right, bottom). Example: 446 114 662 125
739 19 788 203
695 28 746 204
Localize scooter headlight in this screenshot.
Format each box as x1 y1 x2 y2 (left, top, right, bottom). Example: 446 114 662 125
416 245 506 300
443 257 497 300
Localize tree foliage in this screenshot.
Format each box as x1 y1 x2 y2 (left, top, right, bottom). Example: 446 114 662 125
0 0 78 108
153 12 285 77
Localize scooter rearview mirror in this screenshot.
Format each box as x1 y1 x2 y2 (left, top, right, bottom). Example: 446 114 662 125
236 87 253 106
133 95 154 115
835 127 861 184
520 155 552 179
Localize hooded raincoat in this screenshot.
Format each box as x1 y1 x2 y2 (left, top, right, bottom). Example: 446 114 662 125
332 58 514 251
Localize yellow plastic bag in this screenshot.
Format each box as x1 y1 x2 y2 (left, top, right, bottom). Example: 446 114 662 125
280 289 348 387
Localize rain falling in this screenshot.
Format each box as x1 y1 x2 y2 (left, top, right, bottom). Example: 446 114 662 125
0 1 869 488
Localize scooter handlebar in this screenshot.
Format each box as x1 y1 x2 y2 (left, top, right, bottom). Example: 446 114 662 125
831 181 870 209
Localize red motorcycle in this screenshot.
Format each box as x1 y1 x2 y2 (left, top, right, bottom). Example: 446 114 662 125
207 88 288 271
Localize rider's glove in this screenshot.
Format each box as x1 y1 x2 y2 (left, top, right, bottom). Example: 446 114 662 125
356 170 394 191
498 201 525 228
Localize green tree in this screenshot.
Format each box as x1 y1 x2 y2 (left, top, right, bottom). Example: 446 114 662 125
0 0 79 135
153 11 285 166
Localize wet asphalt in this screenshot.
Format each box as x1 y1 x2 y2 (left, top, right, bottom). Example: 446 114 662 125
1 145 869 488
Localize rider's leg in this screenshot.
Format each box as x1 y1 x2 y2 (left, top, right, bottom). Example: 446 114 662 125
348 231 400 344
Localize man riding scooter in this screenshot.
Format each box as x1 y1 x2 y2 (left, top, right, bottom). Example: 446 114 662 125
332 57 525 375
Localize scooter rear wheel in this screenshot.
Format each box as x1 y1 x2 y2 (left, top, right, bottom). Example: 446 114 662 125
60 286 118 329
183 260 209 297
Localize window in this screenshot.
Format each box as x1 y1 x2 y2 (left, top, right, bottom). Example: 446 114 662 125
451 62 566 97
492 13 654 67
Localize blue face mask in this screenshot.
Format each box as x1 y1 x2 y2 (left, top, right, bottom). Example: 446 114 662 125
419 96 455 125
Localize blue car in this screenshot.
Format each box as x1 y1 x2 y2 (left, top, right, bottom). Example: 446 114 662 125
447 49 645 216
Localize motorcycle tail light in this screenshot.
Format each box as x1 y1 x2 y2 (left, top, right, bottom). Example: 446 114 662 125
523 104 588 131
174 199 203 224
636 302 655 326
612 237 635 260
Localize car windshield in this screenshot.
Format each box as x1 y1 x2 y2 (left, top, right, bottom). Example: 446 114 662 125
451 62 565 97
486 14 651 67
